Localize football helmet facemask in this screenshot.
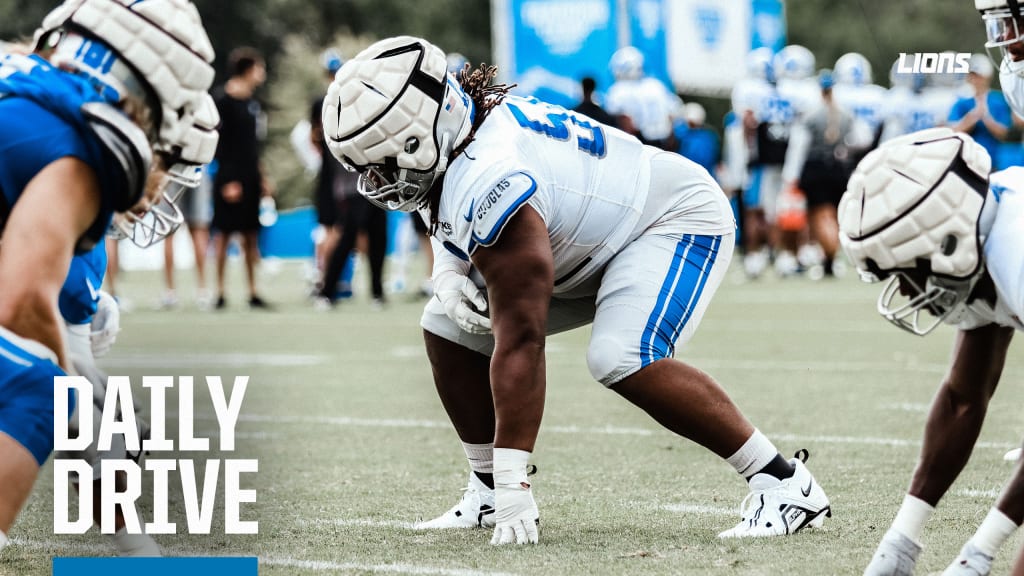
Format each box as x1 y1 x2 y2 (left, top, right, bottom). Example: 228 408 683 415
977 0 1024 77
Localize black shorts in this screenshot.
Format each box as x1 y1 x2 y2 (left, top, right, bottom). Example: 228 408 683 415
800 160 850 209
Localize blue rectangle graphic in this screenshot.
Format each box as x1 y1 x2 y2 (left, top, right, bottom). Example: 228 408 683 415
54 557 258 576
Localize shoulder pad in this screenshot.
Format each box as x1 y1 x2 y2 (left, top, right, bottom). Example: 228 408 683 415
80 101 152 212
470 172 538 249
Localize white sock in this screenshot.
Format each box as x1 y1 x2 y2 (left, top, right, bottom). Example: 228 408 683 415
725 429 778 478
462 442 493 475
969 508 1019 557
891 494 935 545
107 527 161 557
0 529 8 553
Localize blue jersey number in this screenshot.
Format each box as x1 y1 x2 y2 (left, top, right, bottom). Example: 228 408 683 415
506 98 607 158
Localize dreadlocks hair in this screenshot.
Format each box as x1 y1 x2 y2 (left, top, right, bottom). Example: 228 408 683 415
428 62 514 235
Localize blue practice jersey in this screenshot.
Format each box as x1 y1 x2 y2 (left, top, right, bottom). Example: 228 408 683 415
0 53 129 252
58 242 108 326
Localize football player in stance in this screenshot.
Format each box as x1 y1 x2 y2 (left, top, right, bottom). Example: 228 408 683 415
0 0 216 551
53 96 218 557
839 128 1024 575
59 247 160 556
322 36 831 545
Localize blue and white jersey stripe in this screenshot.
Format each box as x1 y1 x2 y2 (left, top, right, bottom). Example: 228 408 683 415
640 234 721 366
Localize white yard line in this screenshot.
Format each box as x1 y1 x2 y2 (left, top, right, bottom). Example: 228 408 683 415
297 518 414 529
187 412 1019 450
101 352 325 368
262 557 519 576
660 503 734 516
12 538 518 576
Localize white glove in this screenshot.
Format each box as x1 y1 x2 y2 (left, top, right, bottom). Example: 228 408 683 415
433 268 492 335
490 448 539 545
90 291 120 358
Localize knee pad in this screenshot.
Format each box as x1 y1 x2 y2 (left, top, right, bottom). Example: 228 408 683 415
0 327 70 465
587 332 644 387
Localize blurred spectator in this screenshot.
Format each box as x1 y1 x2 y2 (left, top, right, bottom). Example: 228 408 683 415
784 69 854 279
315 187 388 309
573 76 618 128
605 46 681 150
212 46 274 310
674 102 720 177
949 54 1011 167
160 172 215 310
310 49 347 289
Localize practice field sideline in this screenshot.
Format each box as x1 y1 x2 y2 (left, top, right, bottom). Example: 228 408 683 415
2 261 1022 576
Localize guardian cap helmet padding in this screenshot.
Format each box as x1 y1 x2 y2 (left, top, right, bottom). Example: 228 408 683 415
838 128 992 335
36 0 216 155
322 36 474 212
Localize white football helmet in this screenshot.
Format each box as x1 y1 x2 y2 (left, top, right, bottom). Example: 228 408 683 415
835 52 873 85
977 0 1024 77
610 46 644 80
322 36 474 212
838 128 992 336
774 45 815 81
36 0 215 154
745 47 776 82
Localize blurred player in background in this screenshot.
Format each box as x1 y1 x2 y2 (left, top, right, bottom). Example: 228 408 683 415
0 0 216 550
832 52 888 155
323 35 831 546
881 59 938 142
840 128 1024 576
604 46 682 150
783 69 855 280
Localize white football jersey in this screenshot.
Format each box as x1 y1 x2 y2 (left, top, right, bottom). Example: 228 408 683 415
433 95 730 295
776 78 822 121
955 167 1024 331
605 77 681 141
880 86 941 142
833 82 888 132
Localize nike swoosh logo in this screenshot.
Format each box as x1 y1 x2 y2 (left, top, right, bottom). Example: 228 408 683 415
801 478 813 498
464 199 474 222
85 277 98 301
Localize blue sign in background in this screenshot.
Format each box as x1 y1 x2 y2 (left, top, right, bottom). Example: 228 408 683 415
751 0 786 51
627 0 671 90
509 0 618 108
53 557 258 576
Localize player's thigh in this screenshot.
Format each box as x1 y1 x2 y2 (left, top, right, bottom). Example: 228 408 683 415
420 289 596 357
588 232 735 386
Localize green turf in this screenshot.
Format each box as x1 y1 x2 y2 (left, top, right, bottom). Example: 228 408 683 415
3 258 1023 576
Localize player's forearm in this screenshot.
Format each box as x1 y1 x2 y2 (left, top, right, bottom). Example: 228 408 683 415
490 342 546 452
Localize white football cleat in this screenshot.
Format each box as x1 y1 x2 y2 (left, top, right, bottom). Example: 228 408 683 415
1004 448 1021 462
863 529 922 576
718 450 831 538
414 472 495 529
942 541 994 576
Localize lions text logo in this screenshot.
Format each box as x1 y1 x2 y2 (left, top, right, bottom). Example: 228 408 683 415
897 53 970 74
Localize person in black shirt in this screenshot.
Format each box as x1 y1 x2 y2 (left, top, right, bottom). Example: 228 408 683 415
573 76 618 129
212 47 274 310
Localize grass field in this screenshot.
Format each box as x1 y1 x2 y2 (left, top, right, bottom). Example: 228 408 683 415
2 257 1023 576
